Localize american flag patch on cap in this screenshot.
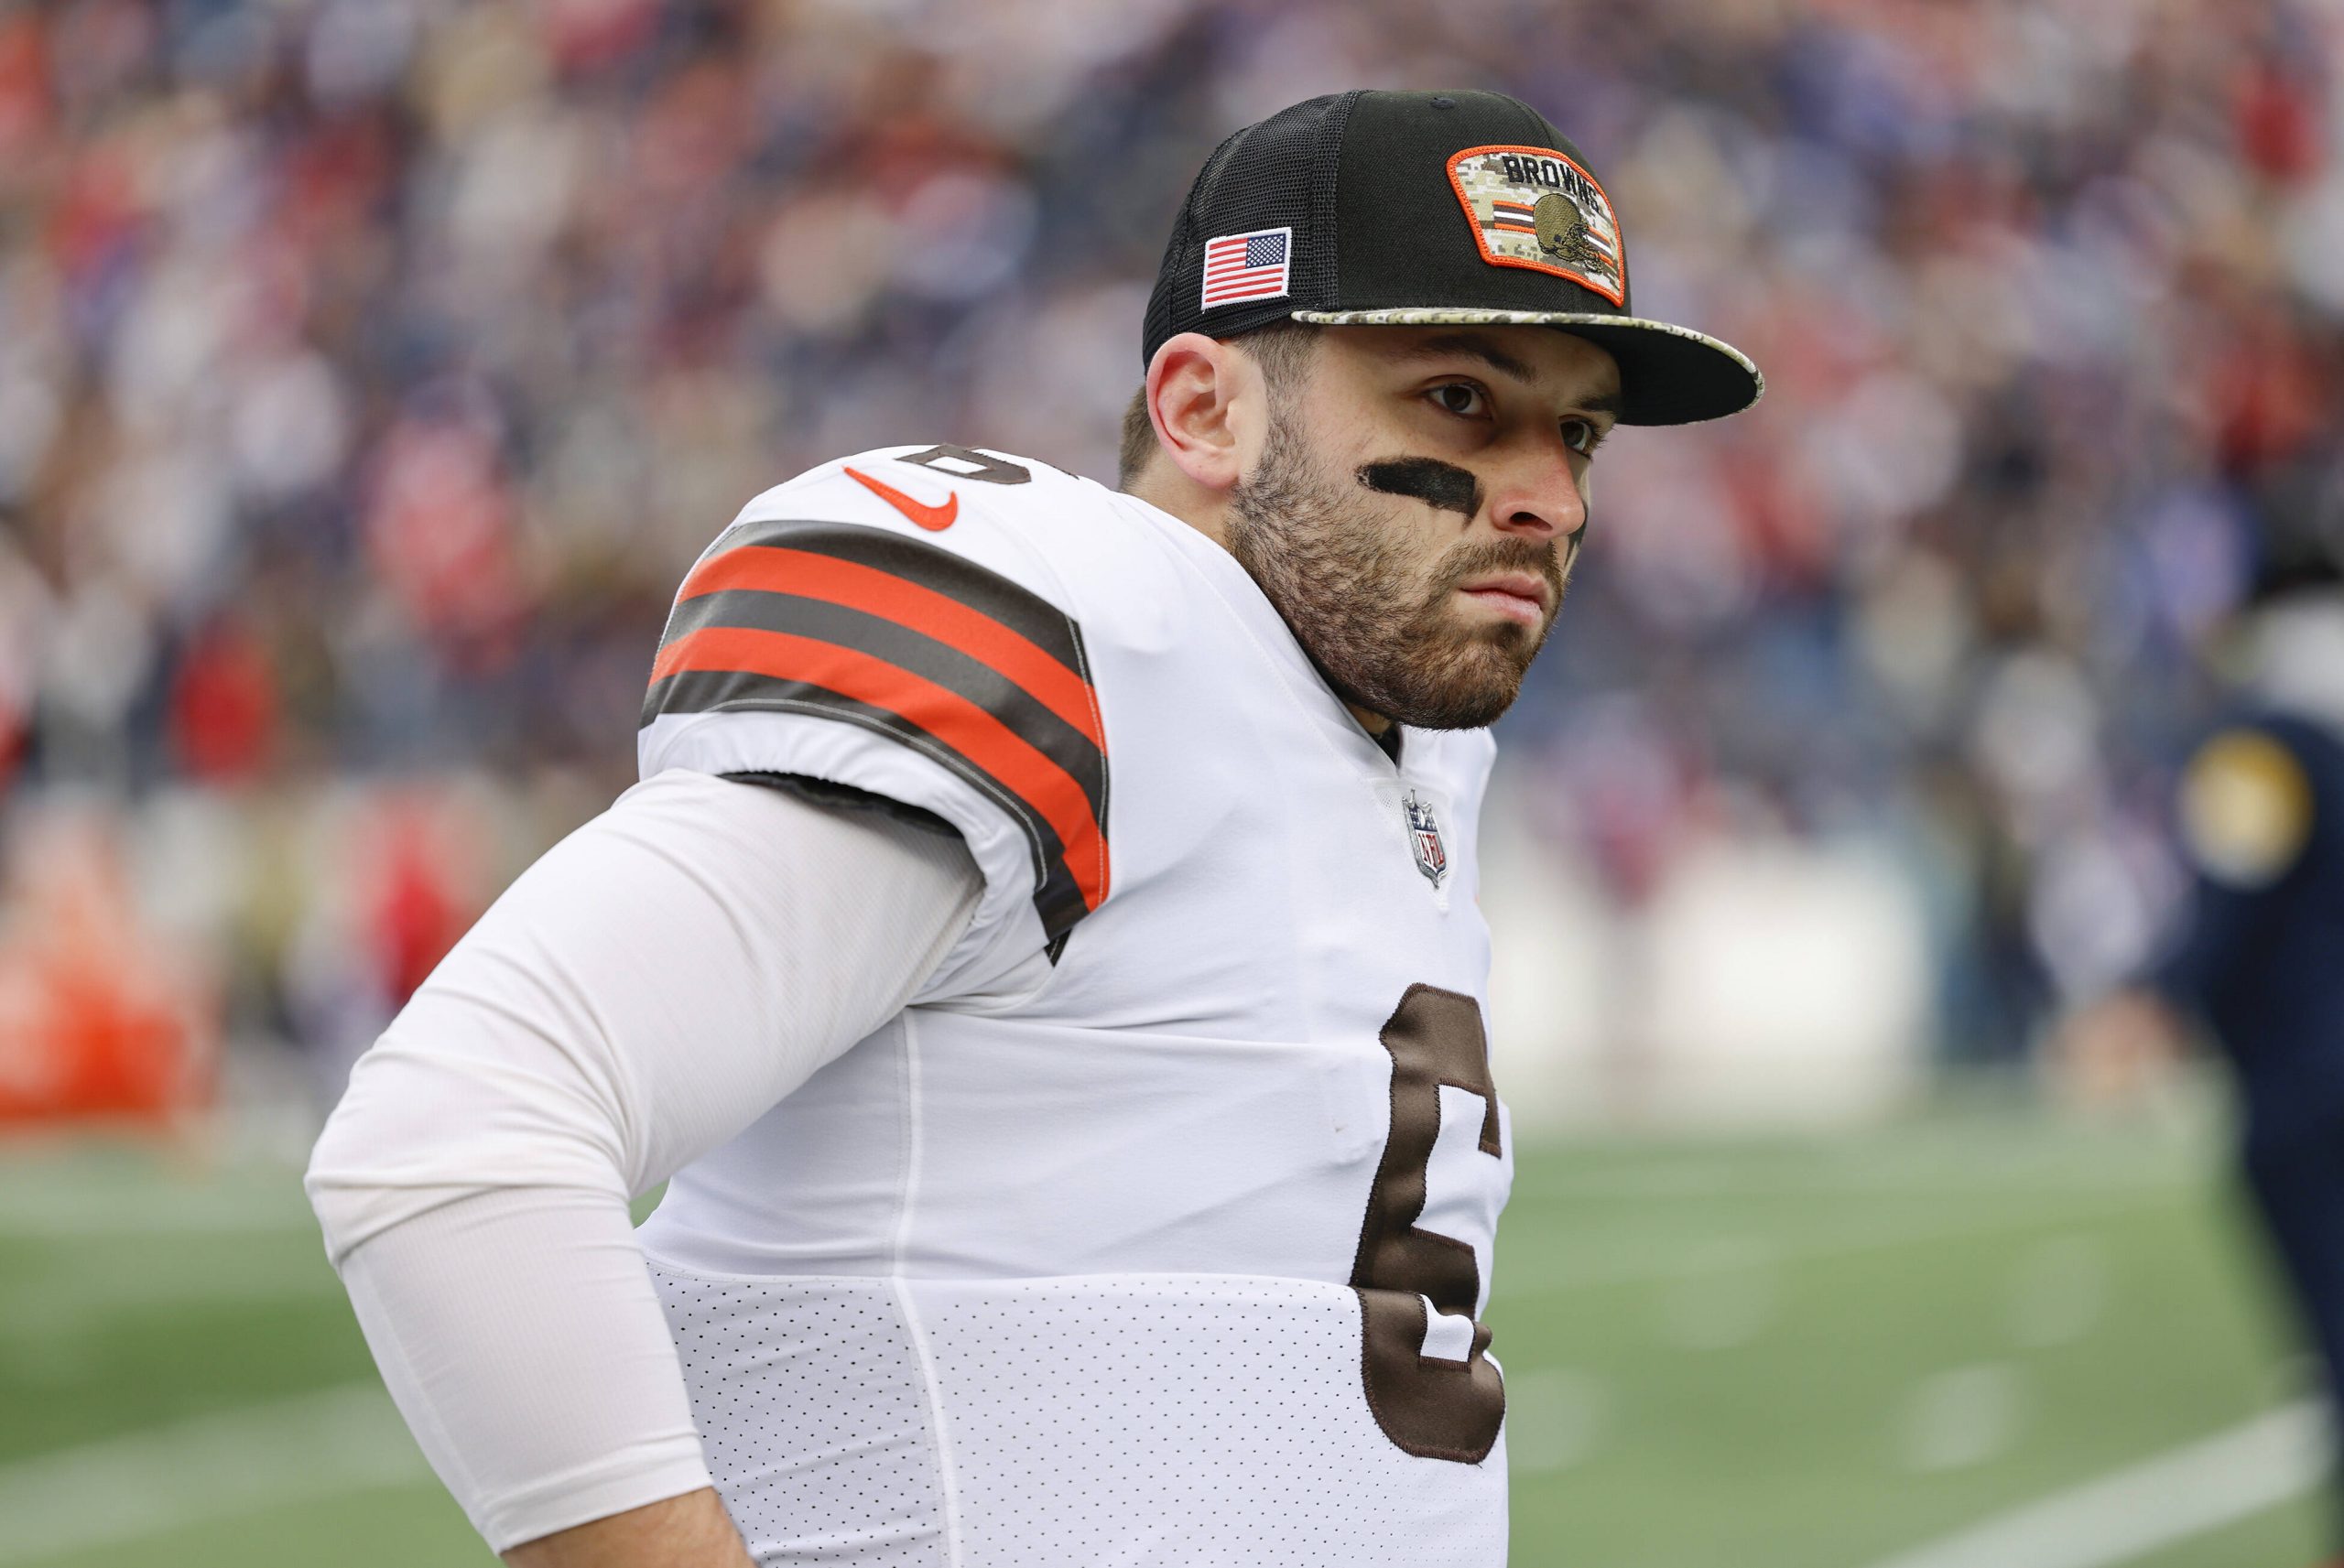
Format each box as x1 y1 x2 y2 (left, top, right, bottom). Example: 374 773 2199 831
1200 226 1292 310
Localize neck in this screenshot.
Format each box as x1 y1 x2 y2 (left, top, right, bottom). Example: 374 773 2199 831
1121 470 1394 742
1123 467 1232 551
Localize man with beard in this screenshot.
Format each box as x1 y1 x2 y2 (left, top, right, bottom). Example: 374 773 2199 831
307 90 1760 1568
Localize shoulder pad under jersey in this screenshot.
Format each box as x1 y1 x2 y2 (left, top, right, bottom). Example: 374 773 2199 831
639 444 1112 961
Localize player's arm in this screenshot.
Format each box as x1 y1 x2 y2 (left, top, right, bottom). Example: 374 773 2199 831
504 1490 751 1568
305 769 984 1562
2055 726 2315 1094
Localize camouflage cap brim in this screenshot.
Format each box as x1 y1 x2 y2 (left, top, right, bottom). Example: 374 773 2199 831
1289 308 1763 427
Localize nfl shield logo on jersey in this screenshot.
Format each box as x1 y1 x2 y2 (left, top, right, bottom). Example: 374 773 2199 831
1403 790 1448 887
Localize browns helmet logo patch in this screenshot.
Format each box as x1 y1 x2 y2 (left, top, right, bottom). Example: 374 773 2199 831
1445 144 1626 306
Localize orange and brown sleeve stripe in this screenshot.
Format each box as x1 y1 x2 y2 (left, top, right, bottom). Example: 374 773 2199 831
645 519 1108 941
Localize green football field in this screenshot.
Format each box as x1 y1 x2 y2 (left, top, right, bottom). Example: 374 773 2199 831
0 1094 2328 1568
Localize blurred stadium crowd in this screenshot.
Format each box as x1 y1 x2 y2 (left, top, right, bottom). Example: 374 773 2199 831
0 0 2339 1116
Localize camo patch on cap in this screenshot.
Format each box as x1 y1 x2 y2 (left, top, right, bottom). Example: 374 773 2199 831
1445 145 1626 306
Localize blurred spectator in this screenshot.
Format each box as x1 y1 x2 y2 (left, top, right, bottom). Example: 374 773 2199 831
0 805 214 1125
0 0 2339 1090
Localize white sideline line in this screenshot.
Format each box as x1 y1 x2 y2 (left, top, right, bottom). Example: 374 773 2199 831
1858 1400 2330 1568
0 1381 430 1565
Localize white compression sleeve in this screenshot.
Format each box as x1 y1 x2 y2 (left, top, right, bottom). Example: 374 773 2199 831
306 769 984 1552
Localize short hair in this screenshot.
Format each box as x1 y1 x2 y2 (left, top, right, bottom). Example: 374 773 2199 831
1117 384 1156 490
1116 320 1319 491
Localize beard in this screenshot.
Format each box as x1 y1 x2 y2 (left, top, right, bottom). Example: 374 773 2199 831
1226 417 1569 730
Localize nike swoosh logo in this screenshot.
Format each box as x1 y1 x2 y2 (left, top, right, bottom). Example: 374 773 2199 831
844 466 958 531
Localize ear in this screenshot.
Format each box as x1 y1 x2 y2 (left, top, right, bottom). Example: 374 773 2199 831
1145 332 1256 493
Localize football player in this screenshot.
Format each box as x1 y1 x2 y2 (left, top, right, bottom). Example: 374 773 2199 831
308 89 1761 1568
2056 485 2344 1551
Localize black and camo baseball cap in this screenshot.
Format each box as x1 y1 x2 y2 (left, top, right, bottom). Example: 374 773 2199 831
1142 89 1762 426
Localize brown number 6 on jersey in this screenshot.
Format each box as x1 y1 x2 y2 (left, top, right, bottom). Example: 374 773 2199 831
1351 983 1506 1463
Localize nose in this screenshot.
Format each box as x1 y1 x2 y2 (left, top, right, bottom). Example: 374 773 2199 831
1481 440 1588 543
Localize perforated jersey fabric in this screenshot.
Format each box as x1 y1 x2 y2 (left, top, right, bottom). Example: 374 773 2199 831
653 1274 950 1565
652 1269 1510 1566
636 446 1514 1565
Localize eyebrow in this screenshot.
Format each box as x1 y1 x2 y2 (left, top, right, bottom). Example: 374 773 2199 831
1400 333 1539 384
1397 332 1625 416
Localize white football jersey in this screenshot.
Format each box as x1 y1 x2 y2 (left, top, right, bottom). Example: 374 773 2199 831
635 443 1514 1566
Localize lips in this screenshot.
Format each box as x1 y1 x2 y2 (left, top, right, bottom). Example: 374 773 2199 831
1455 571 1552 623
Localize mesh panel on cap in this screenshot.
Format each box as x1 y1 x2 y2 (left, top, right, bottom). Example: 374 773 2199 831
1141 91 1359 364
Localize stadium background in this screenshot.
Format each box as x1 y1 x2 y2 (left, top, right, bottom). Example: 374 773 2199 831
0 0 2339 1563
